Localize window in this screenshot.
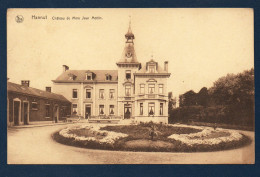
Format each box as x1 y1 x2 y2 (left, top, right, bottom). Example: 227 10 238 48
68 74 76 80
125 85 131 96
99 105 104 115
140 84 145 94
86 89 91 98
109 89 115 99
86 73 92 80
159 84 163 94
72 89 78 98
126 70 131 80
72 104 78 114
109 105 115 115
106 75 112 81
140 103 143 115
148 103 155 116
148 84 155 94
32 102 38 110
99 89 105 99
160 103 163 115
45 104 50 117
149 65 155 73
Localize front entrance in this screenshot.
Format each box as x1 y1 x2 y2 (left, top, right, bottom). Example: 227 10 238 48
13 101 20 126
85 105 91 119
124 104 132 119
23 102 29 125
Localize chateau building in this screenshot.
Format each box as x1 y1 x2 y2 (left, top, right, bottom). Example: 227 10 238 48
52 23 171 123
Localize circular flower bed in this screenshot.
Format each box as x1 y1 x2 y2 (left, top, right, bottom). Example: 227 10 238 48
53 123 251 152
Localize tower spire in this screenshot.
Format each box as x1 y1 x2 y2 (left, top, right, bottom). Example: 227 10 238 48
128 15 132 33
125 16 134 41
117 17 141 65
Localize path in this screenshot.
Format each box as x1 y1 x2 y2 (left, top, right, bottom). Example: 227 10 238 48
7 123 255 164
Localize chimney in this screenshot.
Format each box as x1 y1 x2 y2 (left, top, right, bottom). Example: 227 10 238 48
46 87 51 93
21 80 30 87
62 65 69 72
164 61 168 72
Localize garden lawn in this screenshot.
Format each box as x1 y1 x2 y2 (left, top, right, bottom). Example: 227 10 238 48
53 123 252 152
100 124 201 140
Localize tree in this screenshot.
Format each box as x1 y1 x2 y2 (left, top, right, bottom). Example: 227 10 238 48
181 90 197 106
208 68 254 126
197 87 209 106
209 68 254 106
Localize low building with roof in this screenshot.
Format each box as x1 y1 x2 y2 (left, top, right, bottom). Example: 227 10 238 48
7 80 71 126
52 22 171 123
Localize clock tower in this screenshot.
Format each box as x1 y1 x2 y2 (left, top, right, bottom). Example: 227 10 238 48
116 20 141 120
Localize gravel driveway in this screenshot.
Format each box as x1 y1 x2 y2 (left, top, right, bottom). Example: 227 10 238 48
7 123 255 164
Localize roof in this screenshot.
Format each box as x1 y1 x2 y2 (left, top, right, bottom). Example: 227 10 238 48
117 43 139 63
125 27 135 38
136 60 169 74
7 82 70 102
53 70 118 82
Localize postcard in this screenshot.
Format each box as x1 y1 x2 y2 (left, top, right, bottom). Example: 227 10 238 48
7 8 254 164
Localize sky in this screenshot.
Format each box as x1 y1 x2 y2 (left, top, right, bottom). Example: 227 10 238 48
7 8 254 97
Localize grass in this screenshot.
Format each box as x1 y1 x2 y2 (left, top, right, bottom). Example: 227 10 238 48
183 121 254 131
100 123 201 141
52 123 252 152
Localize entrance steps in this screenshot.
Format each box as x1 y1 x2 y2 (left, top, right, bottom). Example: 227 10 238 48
119 118 136 125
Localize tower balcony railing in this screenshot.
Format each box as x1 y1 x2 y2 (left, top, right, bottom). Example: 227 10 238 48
137 93 167 100
124 78 134 83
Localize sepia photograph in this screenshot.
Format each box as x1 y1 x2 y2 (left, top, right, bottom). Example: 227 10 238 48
7 8 254 164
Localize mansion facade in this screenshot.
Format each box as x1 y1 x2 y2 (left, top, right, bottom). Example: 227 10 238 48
52 24 171 123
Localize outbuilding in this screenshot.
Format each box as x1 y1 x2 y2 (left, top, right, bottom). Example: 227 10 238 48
7 80 71 126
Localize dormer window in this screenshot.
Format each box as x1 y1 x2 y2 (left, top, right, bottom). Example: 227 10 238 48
86 73 92 80
68 73 76 80
106 74 112 81
149 65 155 73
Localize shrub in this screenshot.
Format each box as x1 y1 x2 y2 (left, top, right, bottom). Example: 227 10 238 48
169 105 254 128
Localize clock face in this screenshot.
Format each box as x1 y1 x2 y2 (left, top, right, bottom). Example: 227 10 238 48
126 52 132 58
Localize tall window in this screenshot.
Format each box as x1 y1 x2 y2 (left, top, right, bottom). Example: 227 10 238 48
148 103 155 116
109 89 115 99
72 104 78 114
99 89 104 99
109 105 115 115
159 84 163 94
160 103 163 115
140 84 145 94
126 70 131 80
99 105 104 115
72 89 78 98
45 104 50 117
125 85 131 96
32 102 38 110
148 84 155 94
86 89 91 98
140 103 143 115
